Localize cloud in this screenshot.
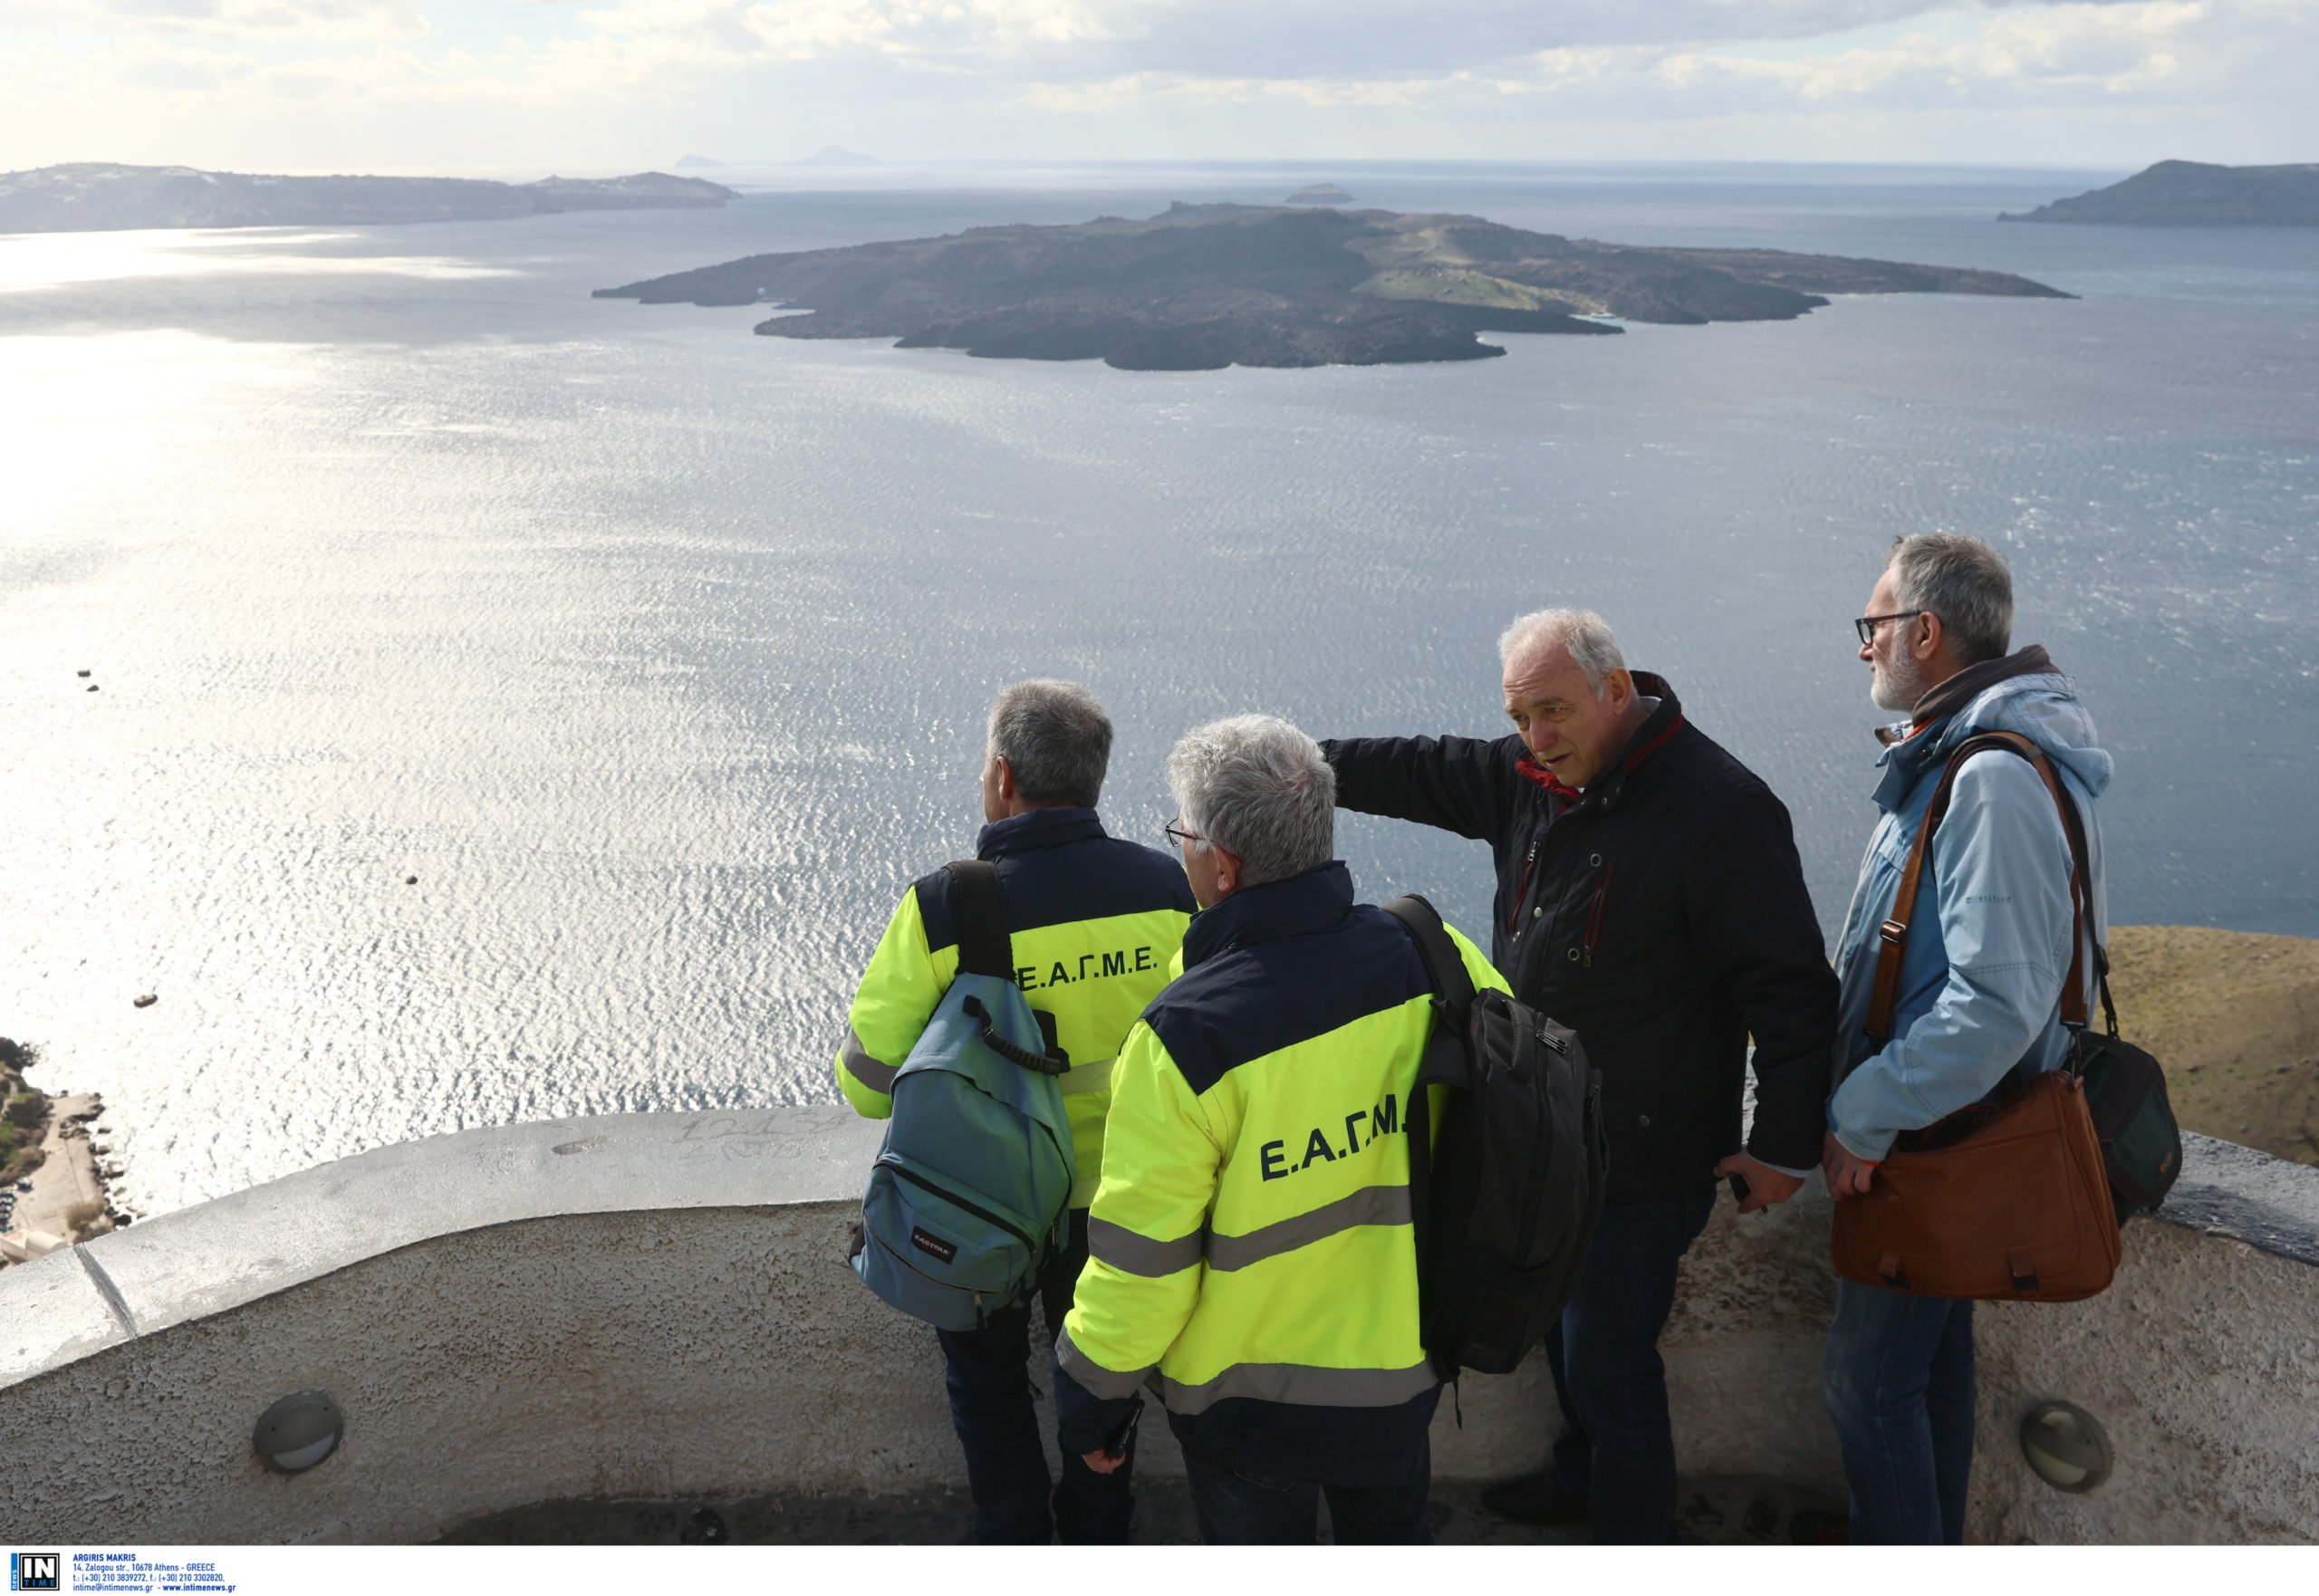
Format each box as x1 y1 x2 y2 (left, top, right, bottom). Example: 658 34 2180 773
25 0 428 40
1000 0 2292 121
528 0 2191 83
2 0 2310 169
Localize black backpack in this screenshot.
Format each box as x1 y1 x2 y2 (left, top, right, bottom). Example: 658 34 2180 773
1386 895 1609 1379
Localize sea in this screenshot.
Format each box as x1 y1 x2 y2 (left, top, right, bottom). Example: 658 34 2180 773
3 160 2314 1217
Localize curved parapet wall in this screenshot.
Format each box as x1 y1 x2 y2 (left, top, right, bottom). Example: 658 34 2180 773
0 1111 2314 1543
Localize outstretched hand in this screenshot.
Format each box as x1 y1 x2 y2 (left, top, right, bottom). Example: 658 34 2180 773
1712 1152 1804 1215
1822 1130 1880 1198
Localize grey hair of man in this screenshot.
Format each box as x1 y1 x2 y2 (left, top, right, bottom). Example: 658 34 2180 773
1498 607 1627 695
987 679 1112 808
1886 534 2014 667
1167 714 1336 889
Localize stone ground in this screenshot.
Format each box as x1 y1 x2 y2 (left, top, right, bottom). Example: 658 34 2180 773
0 1093 109 1264
440 1476 1847 1545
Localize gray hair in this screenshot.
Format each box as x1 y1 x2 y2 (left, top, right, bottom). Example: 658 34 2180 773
987 679 1112 808
1886 534 2013 667
1166 714 1335 889
1498 607 1627 695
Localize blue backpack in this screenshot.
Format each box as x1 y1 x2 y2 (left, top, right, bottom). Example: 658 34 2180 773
850 860 1077 1331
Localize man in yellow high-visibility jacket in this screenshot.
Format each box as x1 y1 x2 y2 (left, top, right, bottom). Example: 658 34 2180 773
1053 714 1506 1544
838 679 1193 1543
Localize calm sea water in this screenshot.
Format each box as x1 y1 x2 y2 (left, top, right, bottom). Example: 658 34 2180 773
4 163 2314 1216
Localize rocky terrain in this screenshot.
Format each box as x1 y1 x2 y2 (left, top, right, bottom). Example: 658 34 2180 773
597 201 2069 370
2001 160 2319 226
0 1038 116 1266
2108 926 2319 1168
0 164 738 234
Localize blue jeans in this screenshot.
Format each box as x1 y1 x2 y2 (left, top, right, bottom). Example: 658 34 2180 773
1822 1278 1976 1544
1182 1438 1432 1544
1544 1184 1716 1544
934 1210 1134 1544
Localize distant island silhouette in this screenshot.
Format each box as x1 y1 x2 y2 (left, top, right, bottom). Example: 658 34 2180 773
795 146 880 168
0 164 738 234
2002 160 2319 226
596 201 2071 371
1287 184 1358 205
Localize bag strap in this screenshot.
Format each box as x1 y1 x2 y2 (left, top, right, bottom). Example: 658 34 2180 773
1382 894 1475 1382
946 859 1014 980
945 860 1073 1076
1383 894 1480 1026
1866 731 2095 1043
2036 755 2123 1039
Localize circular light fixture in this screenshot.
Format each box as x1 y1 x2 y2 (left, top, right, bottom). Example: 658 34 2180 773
2019 1399 2112 1494
254 1389 345 1476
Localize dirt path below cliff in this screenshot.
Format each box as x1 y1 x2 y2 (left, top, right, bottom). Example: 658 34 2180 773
2109 926 2319 1168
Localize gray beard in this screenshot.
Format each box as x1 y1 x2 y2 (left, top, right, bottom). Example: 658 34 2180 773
1871 654 1924 713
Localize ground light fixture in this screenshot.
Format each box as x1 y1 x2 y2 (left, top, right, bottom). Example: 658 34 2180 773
254 1389 345 1475
2019 1399 2112 1493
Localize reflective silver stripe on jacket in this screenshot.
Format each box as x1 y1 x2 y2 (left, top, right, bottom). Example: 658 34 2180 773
841 1029 896 1094
1054 1324 1155 1401
1058 1058 1115 1096
1088 1216 1204 1278
1204 1184 1411 1273
1158 1359 1438 1416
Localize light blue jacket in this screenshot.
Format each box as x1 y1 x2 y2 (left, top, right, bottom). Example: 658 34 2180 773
1828 668 2112 1161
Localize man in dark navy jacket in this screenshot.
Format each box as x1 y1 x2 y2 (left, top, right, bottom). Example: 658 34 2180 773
1321 608 1835 1544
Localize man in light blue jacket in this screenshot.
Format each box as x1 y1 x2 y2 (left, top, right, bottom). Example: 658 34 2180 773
1821 534 2112 1544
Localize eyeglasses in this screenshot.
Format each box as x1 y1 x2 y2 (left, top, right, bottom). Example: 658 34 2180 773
1854 611 1925 647
1163 819 1202 849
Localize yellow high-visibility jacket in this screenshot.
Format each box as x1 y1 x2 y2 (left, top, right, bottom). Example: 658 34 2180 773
837 807 1194 1209
1054 860 1506 1485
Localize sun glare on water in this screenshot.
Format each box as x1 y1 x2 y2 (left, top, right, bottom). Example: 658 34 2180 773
0 332 321 536
0 226 522 293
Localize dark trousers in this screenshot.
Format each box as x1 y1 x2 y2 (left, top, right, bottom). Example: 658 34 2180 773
1822 1279 1976 1544
934 1208 1134 1544
1544 1184 1716 1544
1182 1438 1432 1545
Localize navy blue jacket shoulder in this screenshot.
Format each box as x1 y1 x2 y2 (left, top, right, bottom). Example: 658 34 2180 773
909 807 1194 953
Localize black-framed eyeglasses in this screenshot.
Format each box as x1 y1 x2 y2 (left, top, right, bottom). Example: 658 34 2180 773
1162 819 1202 849
1854 610 1924 647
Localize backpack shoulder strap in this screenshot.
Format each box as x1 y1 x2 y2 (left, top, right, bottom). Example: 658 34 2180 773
1383 895 1479 1026
945 859 1014 980
1866 731 2093 1042
1381 892 1472 1383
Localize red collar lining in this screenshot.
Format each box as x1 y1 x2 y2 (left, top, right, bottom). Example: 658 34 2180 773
1516 713 1683 802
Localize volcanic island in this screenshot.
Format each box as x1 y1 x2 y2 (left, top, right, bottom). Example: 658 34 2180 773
595 201 2071 371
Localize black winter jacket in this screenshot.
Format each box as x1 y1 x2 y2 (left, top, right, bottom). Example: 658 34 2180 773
1323 675 1835 1202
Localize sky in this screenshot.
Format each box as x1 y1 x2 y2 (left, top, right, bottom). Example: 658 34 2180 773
1 0 2313 176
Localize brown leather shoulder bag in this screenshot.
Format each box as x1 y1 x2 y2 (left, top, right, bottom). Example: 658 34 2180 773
1828 731 2122 1303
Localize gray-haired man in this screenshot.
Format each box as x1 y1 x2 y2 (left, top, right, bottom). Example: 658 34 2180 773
1055 714 1509 1543
1823 535 2112 1542
1321 610 1837 1542
837 679 1195 1543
